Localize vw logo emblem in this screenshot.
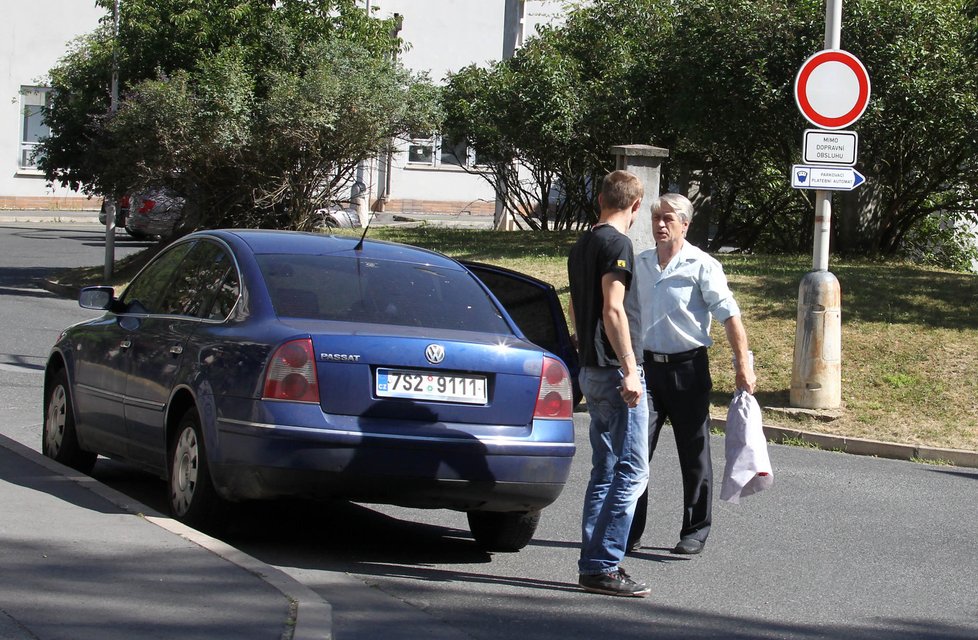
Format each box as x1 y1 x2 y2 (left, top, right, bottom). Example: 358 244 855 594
425 344 445 365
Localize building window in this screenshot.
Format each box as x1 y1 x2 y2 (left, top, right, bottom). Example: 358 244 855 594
20 87 51 170
406 135 476 169
407 139 435 165
439 137 468 167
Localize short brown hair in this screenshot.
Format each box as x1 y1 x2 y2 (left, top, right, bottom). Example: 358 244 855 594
600 170 644 211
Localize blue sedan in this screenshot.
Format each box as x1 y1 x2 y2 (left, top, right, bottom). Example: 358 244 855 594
42 230 577 551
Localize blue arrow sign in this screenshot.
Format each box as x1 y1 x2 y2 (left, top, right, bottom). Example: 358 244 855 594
791 165 866 191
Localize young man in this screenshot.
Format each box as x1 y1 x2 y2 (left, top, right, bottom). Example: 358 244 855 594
568 170 650 597
628 192 756 556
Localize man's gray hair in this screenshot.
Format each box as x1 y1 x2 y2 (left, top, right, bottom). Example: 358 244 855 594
651 192 694 224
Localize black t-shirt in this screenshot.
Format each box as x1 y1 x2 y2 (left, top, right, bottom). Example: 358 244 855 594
567 224 643 368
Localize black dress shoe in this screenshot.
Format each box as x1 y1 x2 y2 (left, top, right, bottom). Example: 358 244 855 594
672 538 705 555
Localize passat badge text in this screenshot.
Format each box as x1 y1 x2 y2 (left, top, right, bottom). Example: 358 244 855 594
320 352 361 362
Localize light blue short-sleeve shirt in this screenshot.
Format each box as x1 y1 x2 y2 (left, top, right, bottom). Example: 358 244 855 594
636 241 740 354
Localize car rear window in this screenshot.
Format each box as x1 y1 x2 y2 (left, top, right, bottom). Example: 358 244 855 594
257 254 511 334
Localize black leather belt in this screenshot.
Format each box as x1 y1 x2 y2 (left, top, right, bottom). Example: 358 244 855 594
643 346 706 364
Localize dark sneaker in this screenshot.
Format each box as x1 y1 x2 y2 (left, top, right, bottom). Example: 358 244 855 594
578 567 650 597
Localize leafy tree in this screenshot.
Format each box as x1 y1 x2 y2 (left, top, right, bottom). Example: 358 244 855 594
443 0 978 267
647 0 978 259
443 39 585 230
38 0 439 231
442 0 671 230
842 0 978 257
965 0 978 53
653 0 821 252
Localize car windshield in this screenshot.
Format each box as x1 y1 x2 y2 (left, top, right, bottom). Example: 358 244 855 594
257 254 511 334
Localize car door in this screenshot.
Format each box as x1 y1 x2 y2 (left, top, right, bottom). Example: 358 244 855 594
463 261 581 405
123 240 236 470
70 313 132 457
68 242 192 458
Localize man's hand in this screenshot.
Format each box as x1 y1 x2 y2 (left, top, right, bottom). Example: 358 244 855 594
620 369 643 407
735 364 757 395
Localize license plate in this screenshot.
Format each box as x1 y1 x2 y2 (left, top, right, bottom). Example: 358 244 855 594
376 368 487 405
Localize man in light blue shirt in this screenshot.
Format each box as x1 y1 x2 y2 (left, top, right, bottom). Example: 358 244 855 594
628 192 756 556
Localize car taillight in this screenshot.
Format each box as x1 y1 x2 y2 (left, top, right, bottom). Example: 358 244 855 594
137 198 156 214
533 356 573 419
263 339 320 403
119 195 130 208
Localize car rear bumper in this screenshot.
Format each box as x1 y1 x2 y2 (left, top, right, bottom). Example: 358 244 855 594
210 411 575 511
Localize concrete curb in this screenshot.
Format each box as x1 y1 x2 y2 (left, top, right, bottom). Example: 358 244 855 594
145 516 333 640
710 417 978 468
0 435 333 640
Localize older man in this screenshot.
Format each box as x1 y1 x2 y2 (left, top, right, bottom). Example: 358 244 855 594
628 193 756 556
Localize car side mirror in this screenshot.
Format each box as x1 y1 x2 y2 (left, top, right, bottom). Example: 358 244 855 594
79 286 116 310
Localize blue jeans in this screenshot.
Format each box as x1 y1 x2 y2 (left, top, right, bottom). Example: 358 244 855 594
578 366 650 575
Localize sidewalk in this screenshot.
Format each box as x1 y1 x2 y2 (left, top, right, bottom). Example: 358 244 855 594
0 434 331 640
0 208 497 229
0 210 100 224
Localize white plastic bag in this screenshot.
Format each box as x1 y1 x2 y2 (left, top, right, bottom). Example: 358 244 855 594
720 389 773 504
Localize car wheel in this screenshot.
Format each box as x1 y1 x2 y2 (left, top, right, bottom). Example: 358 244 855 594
467 510 541 552
168 409 224 531
43 369 97 474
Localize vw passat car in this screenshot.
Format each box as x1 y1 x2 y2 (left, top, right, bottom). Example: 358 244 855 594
43 230 578 551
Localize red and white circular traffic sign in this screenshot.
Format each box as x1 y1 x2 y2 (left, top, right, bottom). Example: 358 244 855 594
794 49 871 130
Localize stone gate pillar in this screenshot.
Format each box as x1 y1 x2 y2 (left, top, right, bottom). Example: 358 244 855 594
610 145 669 254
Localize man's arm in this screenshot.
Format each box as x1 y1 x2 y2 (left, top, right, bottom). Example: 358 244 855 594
601 272 642 407
723 315 756 394
567 294 579 351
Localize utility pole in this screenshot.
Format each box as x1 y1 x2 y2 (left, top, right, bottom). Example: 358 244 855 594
494 0 524 231
104 0 120 280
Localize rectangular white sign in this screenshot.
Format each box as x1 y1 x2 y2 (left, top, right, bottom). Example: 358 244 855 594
791 165 865 191
803 129 858 166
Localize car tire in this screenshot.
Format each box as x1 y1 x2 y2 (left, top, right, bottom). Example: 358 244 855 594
467 510 540 552
168 409 224 531
43 369 97 474
125 228 149 239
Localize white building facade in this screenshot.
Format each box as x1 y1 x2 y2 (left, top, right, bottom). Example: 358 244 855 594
1 1 106 209
0 0 564 213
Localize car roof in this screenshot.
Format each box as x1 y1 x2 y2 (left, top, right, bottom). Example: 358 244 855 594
190 229 463 270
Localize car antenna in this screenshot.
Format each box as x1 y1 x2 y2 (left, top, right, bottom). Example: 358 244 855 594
354 211 372 251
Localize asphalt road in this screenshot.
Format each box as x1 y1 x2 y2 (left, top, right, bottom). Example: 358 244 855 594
2 222 976 639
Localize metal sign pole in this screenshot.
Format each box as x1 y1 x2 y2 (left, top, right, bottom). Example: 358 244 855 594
813 0 842 272
790 0 844 410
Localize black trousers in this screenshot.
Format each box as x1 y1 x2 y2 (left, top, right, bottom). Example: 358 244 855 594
628 349 713 547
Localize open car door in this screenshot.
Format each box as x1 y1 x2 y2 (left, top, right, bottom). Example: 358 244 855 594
463 261 581 407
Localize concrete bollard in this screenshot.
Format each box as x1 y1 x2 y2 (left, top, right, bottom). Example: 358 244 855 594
790 270 842 409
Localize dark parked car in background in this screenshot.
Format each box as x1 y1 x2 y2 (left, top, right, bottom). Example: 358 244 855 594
125 189 184 238
98 195 131 228
43 230 577 551
99 190 183 239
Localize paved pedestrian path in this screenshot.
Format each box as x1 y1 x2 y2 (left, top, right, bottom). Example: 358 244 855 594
0 434 330 640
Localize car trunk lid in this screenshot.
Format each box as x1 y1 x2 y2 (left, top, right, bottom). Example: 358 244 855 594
310 328 543 427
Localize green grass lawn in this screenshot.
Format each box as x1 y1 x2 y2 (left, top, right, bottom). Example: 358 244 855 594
81 224 978 452
349 226 978 453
